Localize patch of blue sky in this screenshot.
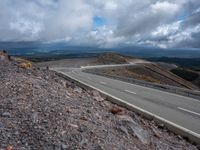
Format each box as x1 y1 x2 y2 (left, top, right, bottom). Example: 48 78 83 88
93 16 106 27
177 10 189 21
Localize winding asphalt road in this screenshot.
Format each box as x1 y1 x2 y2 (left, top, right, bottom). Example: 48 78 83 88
52 66 200 139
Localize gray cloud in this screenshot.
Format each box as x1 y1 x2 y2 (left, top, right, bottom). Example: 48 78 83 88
0 0 200 48
0 0 93 41
181 11 200 28
115 1 181 36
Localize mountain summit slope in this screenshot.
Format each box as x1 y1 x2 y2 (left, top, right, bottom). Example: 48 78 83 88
0 56 197 149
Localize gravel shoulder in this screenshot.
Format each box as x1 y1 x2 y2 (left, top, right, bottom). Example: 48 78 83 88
0 60 198 150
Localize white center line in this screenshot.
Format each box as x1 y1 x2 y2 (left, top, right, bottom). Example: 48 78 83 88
124 89 137 95
100 81 107 85
178 107 200 117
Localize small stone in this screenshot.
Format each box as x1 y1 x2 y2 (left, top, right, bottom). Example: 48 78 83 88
74 87 82 94
68 123 78 129
86 109 91 113
152 129 161 138
92 91 104 101
2 112 11 118
80 116 88 121
177 135 183 140
79 126 88 132
158 123 165 129
14 131 19 135
45 76 49 80
64 107 72 113
95 144 104 150
61 130 66 135
94 96 104 102
80 138 88 146
110 106 123 115
61 80 67 88
32 112 38 123
61 144 68 149
119 126 129 136
0 122 3 128
5 146 13 150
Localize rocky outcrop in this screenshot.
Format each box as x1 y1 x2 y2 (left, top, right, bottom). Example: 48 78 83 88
0 50 10 62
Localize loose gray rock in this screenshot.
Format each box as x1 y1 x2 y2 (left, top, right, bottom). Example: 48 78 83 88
61 144 68 149
117 115 150 144
1 112 11 118
74 87 82 94
0 122 3 128
32 112 39 123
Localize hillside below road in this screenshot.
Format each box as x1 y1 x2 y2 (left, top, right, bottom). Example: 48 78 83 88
53 67 200 141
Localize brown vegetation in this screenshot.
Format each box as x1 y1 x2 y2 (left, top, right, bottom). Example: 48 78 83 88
18 62 32 69
96 53 130 64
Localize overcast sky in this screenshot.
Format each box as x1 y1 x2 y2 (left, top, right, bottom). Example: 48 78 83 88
0 0 200 48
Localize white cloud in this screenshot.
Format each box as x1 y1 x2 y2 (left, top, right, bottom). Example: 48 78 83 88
151 1 179 15
10 18 43 36
0 0 93 41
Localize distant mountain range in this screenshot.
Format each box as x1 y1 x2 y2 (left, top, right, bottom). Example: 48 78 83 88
0 42 200 58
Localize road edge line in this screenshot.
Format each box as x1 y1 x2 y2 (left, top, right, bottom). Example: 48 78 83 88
55 71 200 144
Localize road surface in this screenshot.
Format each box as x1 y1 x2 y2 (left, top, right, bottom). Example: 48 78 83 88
53 66 200 138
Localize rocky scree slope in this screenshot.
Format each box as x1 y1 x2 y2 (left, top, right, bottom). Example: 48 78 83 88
0 58 198 150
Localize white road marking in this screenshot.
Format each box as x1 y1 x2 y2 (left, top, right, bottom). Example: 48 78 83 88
178 107 200 117
100 81 107 85
124 89 137 95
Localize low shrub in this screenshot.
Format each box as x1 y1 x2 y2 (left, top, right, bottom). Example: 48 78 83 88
18 62 32 69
